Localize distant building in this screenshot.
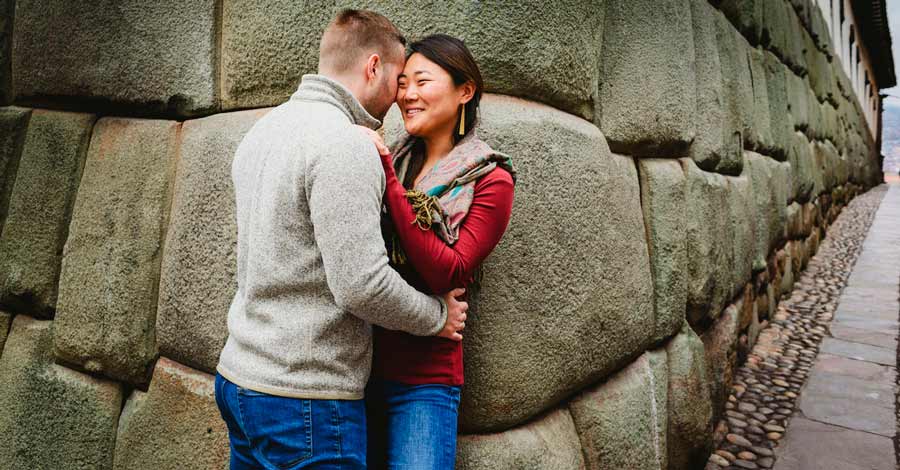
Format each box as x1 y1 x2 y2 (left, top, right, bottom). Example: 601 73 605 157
825 0 896 175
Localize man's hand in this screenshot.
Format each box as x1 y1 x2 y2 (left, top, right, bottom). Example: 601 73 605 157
356 125 390 157
437 288 467 341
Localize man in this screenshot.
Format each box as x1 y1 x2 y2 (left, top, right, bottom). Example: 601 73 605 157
214 9 468 469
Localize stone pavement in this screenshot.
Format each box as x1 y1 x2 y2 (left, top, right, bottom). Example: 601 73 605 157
774 182 900 470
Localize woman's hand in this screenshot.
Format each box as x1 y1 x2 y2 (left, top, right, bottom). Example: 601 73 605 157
356 125 390 157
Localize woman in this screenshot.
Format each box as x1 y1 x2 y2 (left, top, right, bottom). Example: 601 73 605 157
360 34 515 469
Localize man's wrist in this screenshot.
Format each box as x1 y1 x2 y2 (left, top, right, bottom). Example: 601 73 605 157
430 295 448 336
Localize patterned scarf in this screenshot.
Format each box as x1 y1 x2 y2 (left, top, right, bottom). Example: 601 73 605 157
389 131 515 263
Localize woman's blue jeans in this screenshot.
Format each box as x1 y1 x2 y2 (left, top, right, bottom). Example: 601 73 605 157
214 373 367 470
365 380 461 470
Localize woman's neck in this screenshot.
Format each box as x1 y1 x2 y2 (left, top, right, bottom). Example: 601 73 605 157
421 132 455 168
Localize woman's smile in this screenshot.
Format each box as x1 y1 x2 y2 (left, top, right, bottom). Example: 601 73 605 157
404 107 424 117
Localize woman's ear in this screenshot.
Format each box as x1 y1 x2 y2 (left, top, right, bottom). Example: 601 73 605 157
459 81 476 104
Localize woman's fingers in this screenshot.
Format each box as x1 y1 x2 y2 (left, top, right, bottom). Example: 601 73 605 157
450 287 466 298
373 139 389 156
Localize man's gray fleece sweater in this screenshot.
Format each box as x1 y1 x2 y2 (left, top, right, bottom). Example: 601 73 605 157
216 75 447 400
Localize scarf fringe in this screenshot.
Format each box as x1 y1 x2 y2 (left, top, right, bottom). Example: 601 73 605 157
390 189 441 265
405 189 442 231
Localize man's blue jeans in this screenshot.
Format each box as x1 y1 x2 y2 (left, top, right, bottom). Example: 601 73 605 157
215 373 366 470
366 380 461 470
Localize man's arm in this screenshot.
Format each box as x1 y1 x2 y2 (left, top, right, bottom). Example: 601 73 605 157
307 130 448 336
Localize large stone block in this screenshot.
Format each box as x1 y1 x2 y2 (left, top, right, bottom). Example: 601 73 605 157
848 101 866 135
0 316 122 470
786 238 805 284
370 0 606 122
785 202 803 239
807 2 832 56
833 103 850 152
785 71 809 132
812 140 838 195
0 107 31 232
800 202 817 238
803 29 834 104
0 0 11 104
787 240 803 282
777 249 794 298
157 109 269 374
222 1 603 121
806 86 825 141
570 350 668 470
682 159 731 326
0 110 95 318
759 0 786 46
600 0 696 155
713 11 753 174
12 0 216 117
220 0 329 110
725 172 756 297
638 159 687 344
718 0 763 45
787 0 812 31
847 133 870 185
701 302 739 422
738 283 756 332
690 0 741 174
747 47 775 153
834 152 850 188
745 152 791 267
54 118 178 385
665 323 713 470
113 358 228 470
681 155 757 326
821 102 840 146
832 61 853 101
784 1 808 75
0 311 10 357
457 407 585 470
385 94 654 432
762 50 791 160
762 0 805 75
751 287 766 340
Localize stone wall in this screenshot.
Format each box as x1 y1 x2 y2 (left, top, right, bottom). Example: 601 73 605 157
0 1 885 469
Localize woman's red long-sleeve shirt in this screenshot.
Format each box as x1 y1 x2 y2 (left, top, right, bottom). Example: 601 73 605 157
371 152 514 385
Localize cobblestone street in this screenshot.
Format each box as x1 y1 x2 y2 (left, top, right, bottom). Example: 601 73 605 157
708 182 899 470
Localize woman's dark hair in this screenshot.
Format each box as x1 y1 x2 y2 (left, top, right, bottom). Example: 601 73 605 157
407 34 484 144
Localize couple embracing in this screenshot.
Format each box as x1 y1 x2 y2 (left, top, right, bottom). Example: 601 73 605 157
214 9 515 470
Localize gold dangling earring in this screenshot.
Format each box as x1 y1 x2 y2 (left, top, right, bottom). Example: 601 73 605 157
458 105 466 136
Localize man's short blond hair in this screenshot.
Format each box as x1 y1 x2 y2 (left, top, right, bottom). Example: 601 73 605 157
318 9 407 75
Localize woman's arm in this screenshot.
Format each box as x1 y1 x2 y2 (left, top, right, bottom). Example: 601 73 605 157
381 152 515 294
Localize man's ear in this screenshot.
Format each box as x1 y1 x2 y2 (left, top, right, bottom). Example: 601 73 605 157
365 54 381 81
459 81 476 104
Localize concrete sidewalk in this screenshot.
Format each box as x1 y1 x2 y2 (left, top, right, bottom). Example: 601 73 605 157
774 183 900 470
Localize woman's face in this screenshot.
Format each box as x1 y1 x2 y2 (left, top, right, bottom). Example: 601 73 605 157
396 53 470 140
